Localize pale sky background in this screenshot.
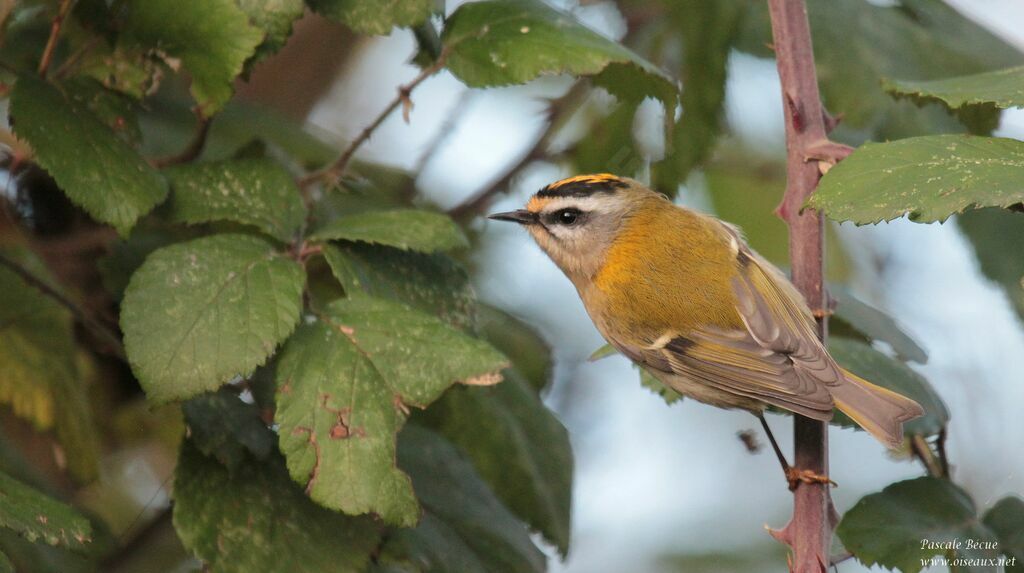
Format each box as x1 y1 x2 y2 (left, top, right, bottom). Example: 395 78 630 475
306 2 1024 571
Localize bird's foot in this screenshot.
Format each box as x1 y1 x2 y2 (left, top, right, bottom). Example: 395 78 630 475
785 467 837 491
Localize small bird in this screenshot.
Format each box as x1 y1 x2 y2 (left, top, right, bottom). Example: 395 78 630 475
490 174 923 485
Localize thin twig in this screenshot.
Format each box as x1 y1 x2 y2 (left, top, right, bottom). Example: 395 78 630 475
447 81 590 219
297 49 452 191
150 111 213 169
910 434 943 478
0 252 126 359
936 427 950 478
38 0 75 78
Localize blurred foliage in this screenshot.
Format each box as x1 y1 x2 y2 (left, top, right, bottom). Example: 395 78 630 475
1 0 1023 571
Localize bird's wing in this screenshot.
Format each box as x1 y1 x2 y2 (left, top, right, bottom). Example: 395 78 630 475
611 241 840 420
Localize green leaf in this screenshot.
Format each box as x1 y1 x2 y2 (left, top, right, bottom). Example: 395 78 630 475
274 296 507 525
982 497 1024 570
311 209 468 253
98 227 185 302
182 388 275 471
441 0 678 110
0 551 11 573
165 158 307 242
322 243 475 329
123 0 264 114
811 135 1024 224
588 345 682 405
572 100 645 177
476 306 552 393
828 337 947 437
10 75 166 237
830 284 927 363
121 234 305 402
837 477 999 573
306 0 433 35
77 44 163 100
379 425 546 573
237 0 305 61
50 353 101 483
0 471 91 550
884 66 1024 112
958 208 1024 323
418 369 572 555
173 441 380 573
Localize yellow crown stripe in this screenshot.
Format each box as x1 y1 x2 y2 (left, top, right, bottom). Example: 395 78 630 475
547 173 622 190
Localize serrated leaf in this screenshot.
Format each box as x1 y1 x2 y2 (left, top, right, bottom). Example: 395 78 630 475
441 0 678 110
10 75 166 236
123 0 264 114
418 369 572 555
121 234 305 402
828 337 947 437
588 344 683 404
958 208 1024 323
982 497 1024 570
98 227 184 302
311 209 468 253
837 477 999 573
884 66 1024 111
77 44 163 100
306 0 433 36
322 243 475 329
0 471 91 550
811 135 1024 224
379 425 546 573
166 158 306 242
173 442 379 573
830 284 927 363
476 306 552 393
237 0 305 61
275 296 507 525
182 388 275 471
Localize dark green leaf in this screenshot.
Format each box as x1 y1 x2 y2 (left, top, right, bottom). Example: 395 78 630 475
830 284 927 363
441 0 678 110
0 471 91 550
0 551 11 573
165 158 306 242
64 77 143 145
828 337 947 437
884 66 1024 111
10 75 166 236
50 353 101 483
173 441 380 573
982 497 1024 570
380 425 546 573
958 208 1024 323
97 228 185 302
121 234 305 402
274 296 507 525
237 0 305 61
123 0 264 113
306 0 433 35
572 100 645 177
77 44 163 100
182 388 275 471
311 209 468 253
811 135 1024 224
837 477 998 573
418 369 572 555
476 306 552 393
322 243 475 329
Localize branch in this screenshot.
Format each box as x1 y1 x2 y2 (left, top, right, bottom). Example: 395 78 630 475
765 0 845 570
150 110 212 169
447 81 589 219
37 0 75 78
0 252 126 359
297 49 451 191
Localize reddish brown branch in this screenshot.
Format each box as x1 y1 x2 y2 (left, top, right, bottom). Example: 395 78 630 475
297 49 451 191
765 0 842 570
37 0 75 77
150 111 212 169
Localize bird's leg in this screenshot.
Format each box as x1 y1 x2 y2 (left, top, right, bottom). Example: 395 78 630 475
757 413 836 491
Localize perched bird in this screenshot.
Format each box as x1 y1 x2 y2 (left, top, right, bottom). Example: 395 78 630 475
489 174 923 482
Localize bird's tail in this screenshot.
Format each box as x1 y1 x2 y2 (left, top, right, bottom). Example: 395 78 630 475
831 369 925 449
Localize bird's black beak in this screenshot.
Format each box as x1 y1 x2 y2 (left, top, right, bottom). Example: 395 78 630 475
487 210 538 225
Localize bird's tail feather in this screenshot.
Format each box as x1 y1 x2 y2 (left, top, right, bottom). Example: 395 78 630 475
831 369 925 449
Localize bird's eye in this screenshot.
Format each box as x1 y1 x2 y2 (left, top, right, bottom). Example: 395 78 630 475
555 208 581 225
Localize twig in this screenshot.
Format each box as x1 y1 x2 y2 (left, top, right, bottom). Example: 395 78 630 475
297 49 452 191
936 427 950 478
447 81 590 219
764 0 848 570
37 0 75 78
150 110 212 169
0 252 126 359
910 434 943 478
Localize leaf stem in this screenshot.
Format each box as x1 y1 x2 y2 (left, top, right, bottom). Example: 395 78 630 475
297 48 452 191
37 0 76 78
150 110 213 169
0 251 126 359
